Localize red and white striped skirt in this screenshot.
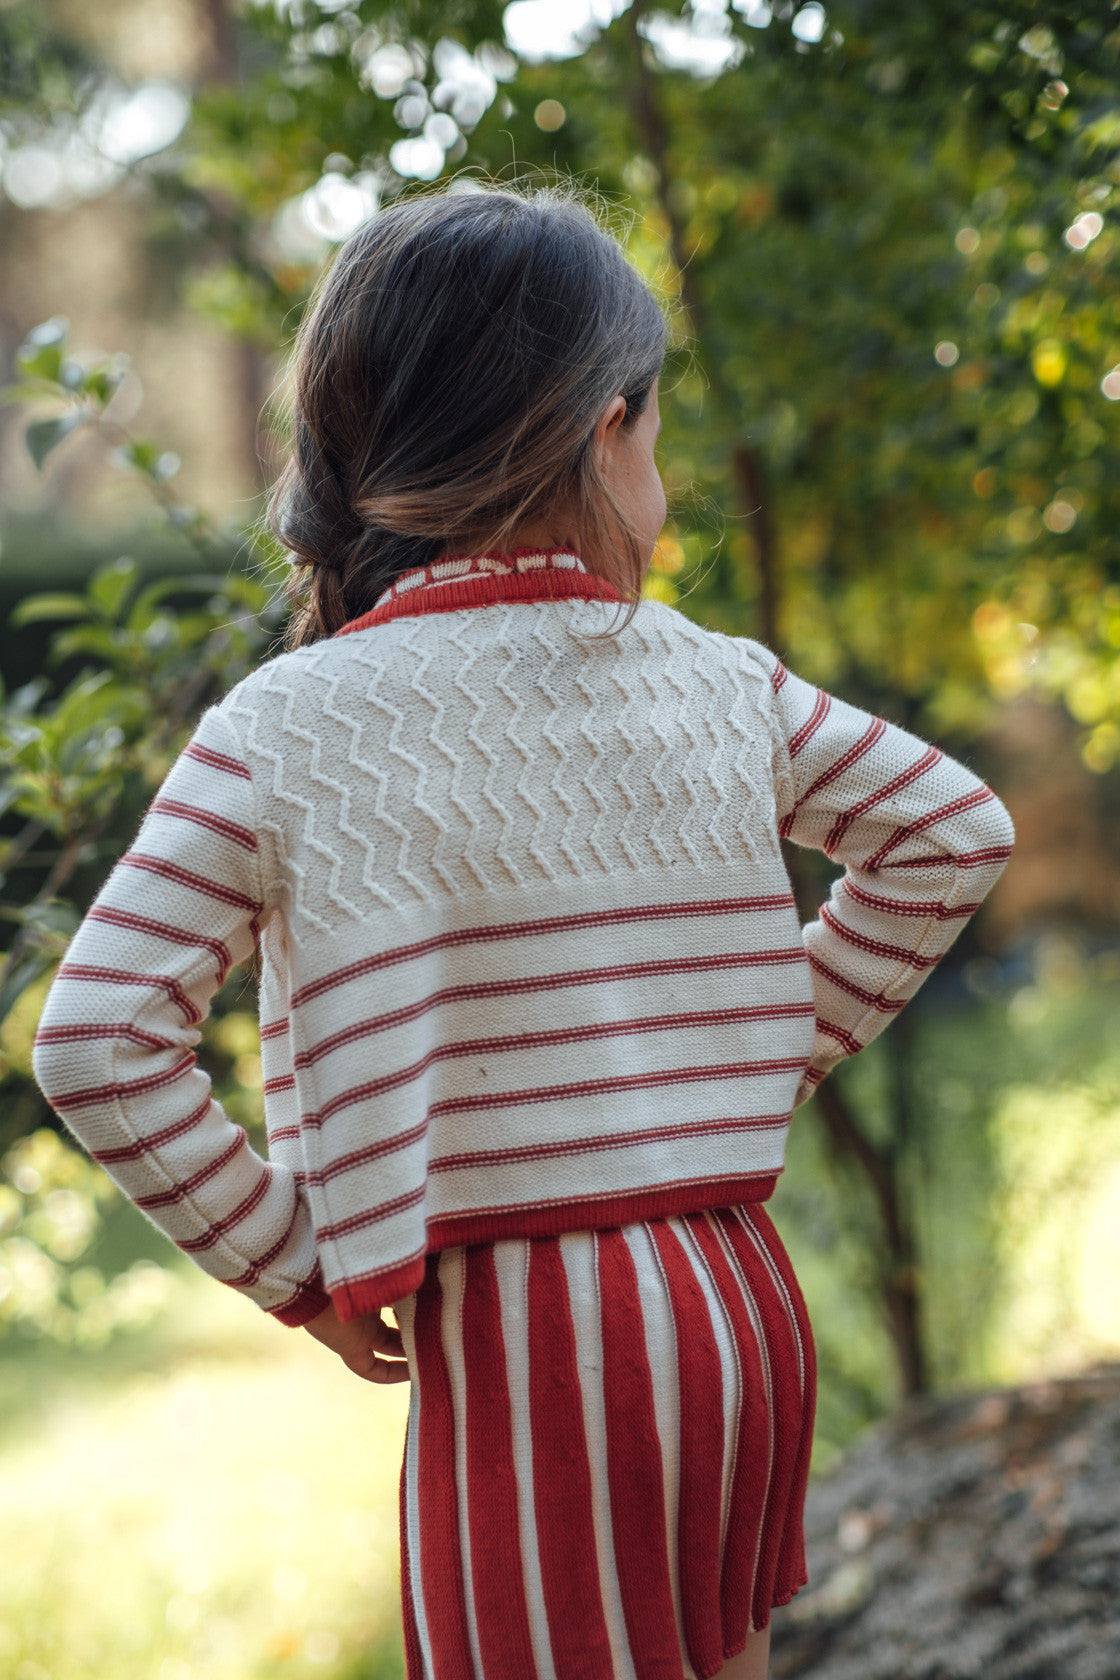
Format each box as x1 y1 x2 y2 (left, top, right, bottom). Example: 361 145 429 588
393 1203 815 1680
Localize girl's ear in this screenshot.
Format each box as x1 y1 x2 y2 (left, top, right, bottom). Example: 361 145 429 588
594 395 628 449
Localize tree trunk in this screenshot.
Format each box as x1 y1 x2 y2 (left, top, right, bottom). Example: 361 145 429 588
198 0 271 491
619 0 929 1398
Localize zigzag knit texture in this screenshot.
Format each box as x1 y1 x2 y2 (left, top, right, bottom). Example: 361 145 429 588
32 563 1014 1326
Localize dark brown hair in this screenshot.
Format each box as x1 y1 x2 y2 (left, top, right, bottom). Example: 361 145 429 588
270 180 668 646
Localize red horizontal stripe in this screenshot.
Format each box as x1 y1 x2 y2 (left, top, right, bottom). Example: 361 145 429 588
136 1130 247 1209
298 1107 791 1197
423 1058 809 1124
787 688 830 760
224 1197 306 1291
150 796 258 854
806 952 906 1014
314 1182 428 1243
841 878 979 920
260 1018 288 1041
33 1021 175 1052
429 1111 791 1176
178 1169 273 1253
53 963 199 1025
121 850 262 915
818 904 939 968
884 845 1012 871
779 718 886 839
825 746 941 856
263 1074 296 1096
298 1018 809 1131
290 894 796 1008
184 740 251 779
866 784 994 869
817 1018 864 1056
87 904 231 982
93 1094 211 1165
295 990 812 1073
50 1051 195 1112
294 1119 430 1189
771 662 788 693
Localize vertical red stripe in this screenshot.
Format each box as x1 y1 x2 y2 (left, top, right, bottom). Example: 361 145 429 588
684 1213 771 1655
527 1237 615 1679
462 1245 540 1680
716 1208 805 1629
650 1221 727 1680
412 1257 475 1680
744 1203 817 1605
597 1229 683 1680
399 1425 425 1680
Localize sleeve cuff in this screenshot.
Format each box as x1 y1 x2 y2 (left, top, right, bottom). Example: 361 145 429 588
266 1274 333 1328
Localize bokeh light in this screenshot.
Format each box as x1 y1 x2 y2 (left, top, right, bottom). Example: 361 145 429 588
1064 211 1104 250
791 3 827 43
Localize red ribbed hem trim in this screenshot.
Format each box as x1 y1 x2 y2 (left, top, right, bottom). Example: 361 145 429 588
331 1255 428 1321
327 1172 782 1319
336 567 623 635
267 1278 333 1327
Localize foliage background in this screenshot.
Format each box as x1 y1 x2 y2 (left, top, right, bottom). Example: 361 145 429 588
1 2 1119 1676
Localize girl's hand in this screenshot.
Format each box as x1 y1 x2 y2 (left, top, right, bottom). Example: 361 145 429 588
303 1300 410 1384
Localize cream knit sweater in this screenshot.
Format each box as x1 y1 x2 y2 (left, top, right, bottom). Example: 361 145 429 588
32 556 1014 1324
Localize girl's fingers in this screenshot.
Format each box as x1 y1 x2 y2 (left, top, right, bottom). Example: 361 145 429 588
303 1302 410 1381
373 1314 406 1358
368 1355 411 1384
344 1343 411 1384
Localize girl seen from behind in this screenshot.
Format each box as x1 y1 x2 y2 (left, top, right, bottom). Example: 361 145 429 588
32 182 1014 1680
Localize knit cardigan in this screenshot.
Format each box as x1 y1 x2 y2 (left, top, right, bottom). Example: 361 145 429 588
31 552 1014 1326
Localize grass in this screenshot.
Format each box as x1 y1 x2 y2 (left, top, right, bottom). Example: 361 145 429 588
0 1272 410 1680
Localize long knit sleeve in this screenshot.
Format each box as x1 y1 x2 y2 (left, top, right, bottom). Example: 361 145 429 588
31 705 331 1327
759 651 1014 1101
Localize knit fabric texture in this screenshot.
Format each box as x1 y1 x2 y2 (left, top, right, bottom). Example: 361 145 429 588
32 555 1015 1326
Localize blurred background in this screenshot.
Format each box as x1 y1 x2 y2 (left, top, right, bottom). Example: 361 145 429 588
1 3 1118 1677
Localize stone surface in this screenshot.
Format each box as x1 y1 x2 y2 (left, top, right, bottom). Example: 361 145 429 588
770 1366 1120 1680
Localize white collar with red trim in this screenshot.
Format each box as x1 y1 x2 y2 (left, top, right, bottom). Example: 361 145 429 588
375 548 585 608
336 548 622 637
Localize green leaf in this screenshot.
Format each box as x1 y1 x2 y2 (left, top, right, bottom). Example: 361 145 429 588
87 558 139 621
115 439 159 476
7 679 49 718
9 594 90 629
16 317 69 386
125 573 236 630
46 624 123 664
0 382 71 406
0 949 56 1033
83 359 129 406
25 410 89 471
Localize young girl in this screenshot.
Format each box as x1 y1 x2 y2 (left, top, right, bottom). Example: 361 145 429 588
33 183 1013 1680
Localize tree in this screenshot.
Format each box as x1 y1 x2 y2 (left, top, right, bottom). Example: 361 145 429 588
2 0 1117 1396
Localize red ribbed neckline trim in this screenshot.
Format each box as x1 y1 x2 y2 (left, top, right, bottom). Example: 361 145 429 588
335 549 623 636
